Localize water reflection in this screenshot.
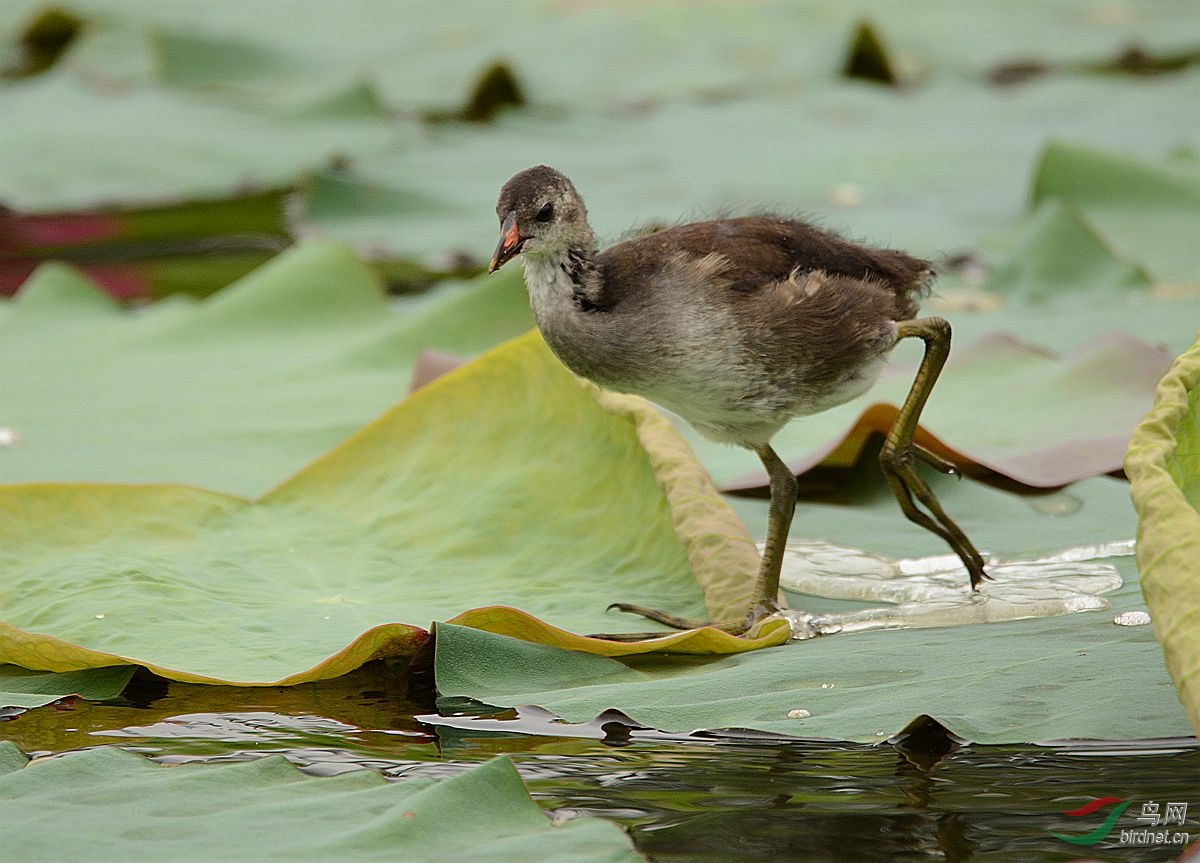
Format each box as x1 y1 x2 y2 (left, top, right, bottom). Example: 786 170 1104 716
2 663 1195 863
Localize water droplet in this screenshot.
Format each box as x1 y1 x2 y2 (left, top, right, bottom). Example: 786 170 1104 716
787 709 811 719
0 428 21 448
94 613 106 620
820 683 835 689
1113 610 1151 626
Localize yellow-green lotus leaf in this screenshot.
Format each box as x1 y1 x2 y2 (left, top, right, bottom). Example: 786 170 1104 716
1126 332 1200 735
1 330 775 684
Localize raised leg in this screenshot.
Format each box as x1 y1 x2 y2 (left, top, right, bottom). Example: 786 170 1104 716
594 443 797 640
880 317 989 588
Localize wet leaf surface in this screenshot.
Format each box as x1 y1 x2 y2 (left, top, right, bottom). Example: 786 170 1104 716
434 475 1192 744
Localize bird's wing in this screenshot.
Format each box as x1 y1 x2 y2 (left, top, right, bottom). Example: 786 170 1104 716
600 217 930 312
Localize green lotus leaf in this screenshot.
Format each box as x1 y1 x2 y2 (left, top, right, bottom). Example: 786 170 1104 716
1126 334 1200 736
435 535 1192 744
985 198 1149 300
1 325 782 683
0 664 135 709
1030 141 1200 283
0 740 26 775
0 746 642 862
433 466 1193 744
0 63 402 211
0 243 533 497
154 29 312 88
3 5 1195 266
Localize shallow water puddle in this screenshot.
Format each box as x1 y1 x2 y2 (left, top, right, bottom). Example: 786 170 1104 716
777 539 1133 638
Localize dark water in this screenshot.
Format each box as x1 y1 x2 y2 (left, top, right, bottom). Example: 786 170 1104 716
3 663 1195 863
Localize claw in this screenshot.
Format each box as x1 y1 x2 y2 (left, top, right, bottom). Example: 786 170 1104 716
912 444 959 476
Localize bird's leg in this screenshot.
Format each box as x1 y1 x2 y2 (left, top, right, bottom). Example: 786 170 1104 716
593 443 797 640
880 317 989 588
747 443 798 623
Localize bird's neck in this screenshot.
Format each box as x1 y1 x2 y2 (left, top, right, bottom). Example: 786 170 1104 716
522 240 605 316
521 239 644 389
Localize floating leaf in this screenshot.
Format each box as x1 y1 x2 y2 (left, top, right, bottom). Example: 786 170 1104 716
0 664 135 709
0 741 26 775
154 29 309 89
4 5 1195 267
434 467 1193 744
435 552 1188 744
1030 141 1200 282
1126 335 1200 735
0 747 642 862
0 188 289 300
984 198 1148 300
0 66 401 211
295 168 479 283
1033 140 1200 213
0 244 532 497
0 327 783 683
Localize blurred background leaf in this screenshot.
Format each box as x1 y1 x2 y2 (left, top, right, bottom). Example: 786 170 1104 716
3 0 1197 297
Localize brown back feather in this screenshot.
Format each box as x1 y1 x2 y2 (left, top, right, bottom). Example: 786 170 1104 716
598 216 931 321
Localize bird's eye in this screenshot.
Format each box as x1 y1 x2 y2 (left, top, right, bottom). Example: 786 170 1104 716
535 203 553 222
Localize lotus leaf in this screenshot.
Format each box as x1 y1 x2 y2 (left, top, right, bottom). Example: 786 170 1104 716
0 664 134 709
1127 335 1200 735
0 244 532 497
0 326 788 683
0 745 642 862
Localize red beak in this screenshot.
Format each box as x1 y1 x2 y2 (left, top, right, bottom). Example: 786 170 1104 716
488 211 523 273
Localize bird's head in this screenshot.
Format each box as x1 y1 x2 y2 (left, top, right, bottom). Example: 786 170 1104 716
488 165 590 272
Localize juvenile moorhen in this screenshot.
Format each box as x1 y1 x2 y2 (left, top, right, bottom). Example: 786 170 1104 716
489 165 988 638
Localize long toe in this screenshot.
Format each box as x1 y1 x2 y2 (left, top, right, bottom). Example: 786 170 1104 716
606 602 708 631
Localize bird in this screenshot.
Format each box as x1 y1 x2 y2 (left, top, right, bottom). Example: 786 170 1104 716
488 165 988 639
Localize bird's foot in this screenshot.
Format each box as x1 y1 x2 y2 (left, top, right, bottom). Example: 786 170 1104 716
886 318 990 589
586 602 727 641
912 444 959 476
604 602 708 631
588 442 804 643
879 444 990 588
